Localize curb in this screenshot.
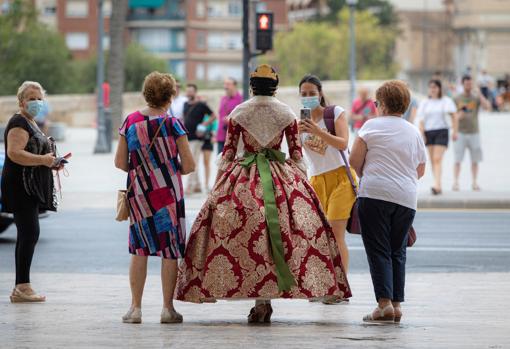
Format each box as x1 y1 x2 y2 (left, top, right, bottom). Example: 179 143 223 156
418 198 510 209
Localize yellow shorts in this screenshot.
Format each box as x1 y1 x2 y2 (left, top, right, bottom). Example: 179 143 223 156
310 167 358 221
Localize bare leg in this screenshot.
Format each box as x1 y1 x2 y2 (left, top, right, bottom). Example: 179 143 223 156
161 258 178 310
472 162 480 190
330 219 349 273
431 146 447 191
129 255 148 308
203 150 212 191
453 162 461 190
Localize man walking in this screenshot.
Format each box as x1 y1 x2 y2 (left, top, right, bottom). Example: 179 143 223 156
183 84 217 194
453 76 491 191
169 80 187 120
217 77 243 154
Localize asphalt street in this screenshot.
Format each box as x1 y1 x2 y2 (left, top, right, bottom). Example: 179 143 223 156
0 209 509 276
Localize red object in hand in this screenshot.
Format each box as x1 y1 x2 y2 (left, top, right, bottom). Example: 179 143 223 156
63 152 72 159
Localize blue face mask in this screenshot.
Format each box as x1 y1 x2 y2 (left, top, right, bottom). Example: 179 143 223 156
301 96 321 110
26 100 44 118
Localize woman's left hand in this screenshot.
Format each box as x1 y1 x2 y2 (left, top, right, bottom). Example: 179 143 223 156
299 119 323 136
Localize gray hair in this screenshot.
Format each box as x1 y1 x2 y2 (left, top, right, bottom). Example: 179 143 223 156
17 81 46 103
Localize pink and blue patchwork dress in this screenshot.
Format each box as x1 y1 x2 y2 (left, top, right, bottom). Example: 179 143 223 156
119 111 187 259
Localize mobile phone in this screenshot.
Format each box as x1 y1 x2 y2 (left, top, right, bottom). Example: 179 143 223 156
63 152 72 159
300 108 311 120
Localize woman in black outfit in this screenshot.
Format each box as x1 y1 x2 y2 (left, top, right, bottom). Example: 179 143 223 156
1 81 58 303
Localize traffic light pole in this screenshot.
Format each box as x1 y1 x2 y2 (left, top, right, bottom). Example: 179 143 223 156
242 0 250 102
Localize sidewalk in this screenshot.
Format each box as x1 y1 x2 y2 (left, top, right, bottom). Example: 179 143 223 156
1 272 509 348
57 111 510 210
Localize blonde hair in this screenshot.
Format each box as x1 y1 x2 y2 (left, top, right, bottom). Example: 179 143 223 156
142 72 177 109
17 81 46 104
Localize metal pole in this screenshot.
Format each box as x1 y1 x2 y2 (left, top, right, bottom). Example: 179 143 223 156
349 4 356 106
242 0 250 101
94 0 109 153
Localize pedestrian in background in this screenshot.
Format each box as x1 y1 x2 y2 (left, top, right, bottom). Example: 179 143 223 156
350 87 376 134
477 69 494 101
2 81 59 303
298 74 356 285
201 112 217 192
417 79 458 195
114 72 195 324
350 80 427 323
402 84 418 124
183 83 217 194
169 79 187 120
453 75 491 191
217 77 243 154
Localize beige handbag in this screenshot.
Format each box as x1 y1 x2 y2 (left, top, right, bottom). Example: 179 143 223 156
116 115 168 222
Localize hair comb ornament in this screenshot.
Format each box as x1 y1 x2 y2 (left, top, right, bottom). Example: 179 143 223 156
250 64 278 80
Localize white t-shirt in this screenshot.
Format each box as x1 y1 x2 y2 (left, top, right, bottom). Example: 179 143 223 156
169 95 188 120
416 96 456 131
301 106 348 177
358 116 427 210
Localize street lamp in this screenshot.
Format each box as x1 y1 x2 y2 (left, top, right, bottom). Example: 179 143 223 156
94 0 109 153
347 0 357 106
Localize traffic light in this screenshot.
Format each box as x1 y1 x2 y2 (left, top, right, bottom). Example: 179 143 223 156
255 12 274 52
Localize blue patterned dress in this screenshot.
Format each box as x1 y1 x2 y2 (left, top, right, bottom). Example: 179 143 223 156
119 111 187 259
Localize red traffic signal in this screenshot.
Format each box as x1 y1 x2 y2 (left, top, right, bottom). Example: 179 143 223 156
255 12 274 51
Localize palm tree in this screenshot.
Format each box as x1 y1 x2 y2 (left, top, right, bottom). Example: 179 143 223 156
107 0 129 138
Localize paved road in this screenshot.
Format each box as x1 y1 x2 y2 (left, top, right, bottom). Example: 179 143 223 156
1 209 509 276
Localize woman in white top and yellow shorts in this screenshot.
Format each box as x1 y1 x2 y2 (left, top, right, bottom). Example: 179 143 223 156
298 75 357 276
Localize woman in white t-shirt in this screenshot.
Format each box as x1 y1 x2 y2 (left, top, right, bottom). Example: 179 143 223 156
350 80 427 324
297 75 357 288
417 79 458 195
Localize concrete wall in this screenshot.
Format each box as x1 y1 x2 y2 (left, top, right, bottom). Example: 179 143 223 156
0 80 384 127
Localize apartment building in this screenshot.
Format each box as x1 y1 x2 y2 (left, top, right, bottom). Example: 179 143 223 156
56 0 111 59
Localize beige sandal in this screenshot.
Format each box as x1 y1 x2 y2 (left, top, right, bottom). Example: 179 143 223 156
122 307 142 324
10 285 46 303
363 305 395 324
394 306 402 323
161 308 183 324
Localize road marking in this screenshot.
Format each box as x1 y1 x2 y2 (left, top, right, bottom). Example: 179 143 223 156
347 246 510 252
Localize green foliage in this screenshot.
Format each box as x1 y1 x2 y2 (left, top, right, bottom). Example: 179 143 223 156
0 0 168 96
123 43 168 92
268 9 398 85
0 0 73 95
323 0 397 27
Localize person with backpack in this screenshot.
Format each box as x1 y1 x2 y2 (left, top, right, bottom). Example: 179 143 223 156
298 75 357 290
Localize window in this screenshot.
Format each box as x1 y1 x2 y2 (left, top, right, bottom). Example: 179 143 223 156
43 6 57 15
103 35 110 50
207 2 224 17
207 63 242 82
134 29 171 52
65 32 89 50
207 32 224 50
196 31 206 50
103 0 112 17
196 63 205 81
228 1 242 16
175 31 185 50
196 0 205 18
66 0 88 17
170 60 186 79
207 31 242 51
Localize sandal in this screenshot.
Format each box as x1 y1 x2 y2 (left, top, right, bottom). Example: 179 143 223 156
452 183 460 191
363 304 395 324
431 187 442 195
161 308 183 324
122 307 142 324
394 306 402 323
322 296 350 305
472 184 481 191
10 285 46 303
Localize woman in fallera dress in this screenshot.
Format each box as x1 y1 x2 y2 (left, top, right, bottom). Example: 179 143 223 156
175 65 351 323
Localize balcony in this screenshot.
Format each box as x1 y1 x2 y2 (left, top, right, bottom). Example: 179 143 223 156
128 0 185 21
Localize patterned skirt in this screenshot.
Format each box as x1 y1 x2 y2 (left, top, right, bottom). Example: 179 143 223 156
175 160 351 303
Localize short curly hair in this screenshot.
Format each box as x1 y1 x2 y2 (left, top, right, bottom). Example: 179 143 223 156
142 71 177 109
17 81 46 104
375 80 410 116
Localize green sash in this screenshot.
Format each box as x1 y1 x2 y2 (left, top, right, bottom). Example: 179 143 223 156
241 149 296 292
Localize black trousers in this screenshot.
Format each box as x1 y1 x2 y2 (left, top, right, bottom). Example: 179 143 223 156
13 204 40 285
358 197 415 303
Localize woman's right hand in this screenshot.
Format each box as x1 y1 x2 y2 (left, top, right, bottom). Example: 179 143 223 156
41 153 56 168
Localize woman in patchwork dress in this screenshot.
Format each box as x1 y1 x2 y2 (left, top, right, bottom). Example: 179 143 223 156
176 65 351 323
115 72 195 324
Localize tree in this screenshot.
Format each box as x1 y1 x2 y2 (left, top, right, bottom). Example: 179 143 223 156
268 9 397 85
0 0 73 95
322 0 397 27
107 0 129 136
123 43 168 92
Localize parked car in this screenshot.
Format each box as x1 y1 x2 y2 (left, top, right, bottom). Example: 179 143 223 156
0 150 15 234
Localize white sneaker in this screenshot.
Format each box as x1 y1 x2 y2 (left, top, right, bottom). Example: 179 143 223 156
160 308 183 324
122 307 142 324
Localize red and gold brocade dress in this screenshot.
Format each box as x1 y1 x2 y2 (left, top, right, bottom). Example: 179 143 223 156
176 96 351 303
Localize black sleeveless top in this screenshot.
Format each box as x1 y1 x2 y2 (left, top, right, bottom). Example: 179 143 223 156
1 114 55 213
